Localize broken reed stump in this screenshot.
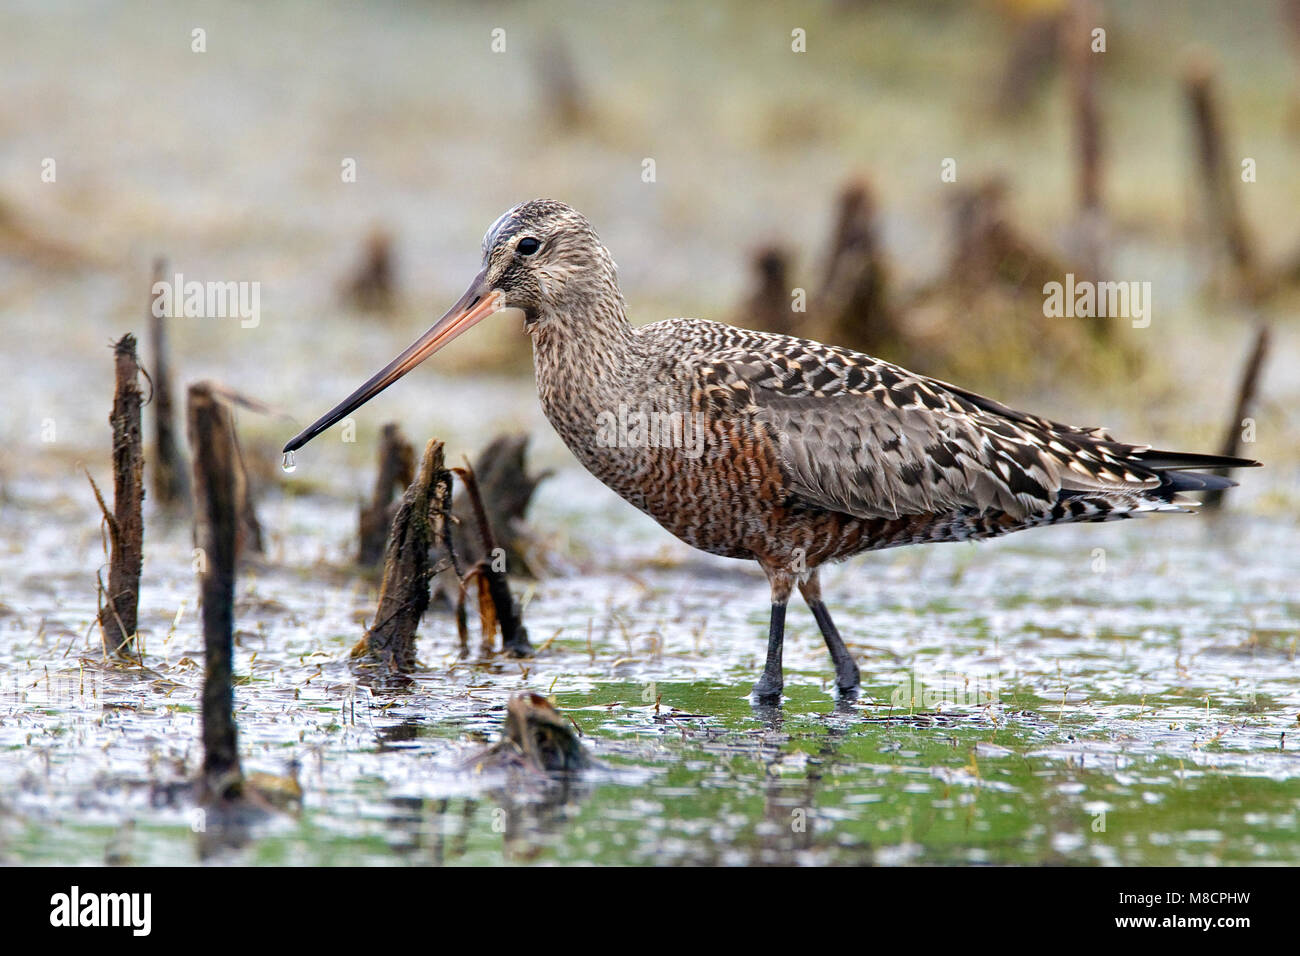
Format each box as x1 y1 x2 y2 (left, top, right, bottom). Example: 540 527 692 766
1287 0 1300 130
95 334 145 659
358 422 416 567
186 381 270 556
949 177 1070 295
455 461 533 659
996 6 1062 116
534 32 589 129
1280 246 1300 290
472 692 590 774
1184 57 1262 302
1063 0 1103 218
352 438 455 674
1062 0 1106 289
148 257 189 509
739 246 798 337
186 382 244 802
230 427 264 556
450 434 550 578
341 228 396 314
1205 324 1270 510
816 179 897 355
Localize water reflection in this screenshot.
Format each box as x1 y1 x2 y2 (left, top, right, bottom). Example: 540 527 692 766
379 777 593 864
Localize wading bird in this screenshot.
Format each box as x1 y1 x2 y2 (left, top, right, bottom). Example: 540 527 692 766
284 200 1258 704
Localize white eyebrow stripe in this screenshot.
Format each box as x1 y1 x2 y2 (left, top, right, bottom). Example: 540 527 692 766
482 206 520 253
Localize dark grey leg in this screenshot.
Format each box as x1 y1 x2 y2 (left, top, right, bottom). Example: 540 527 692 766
809 600 860 697
753 566 795 703
799 572 860 698
751 601 786 703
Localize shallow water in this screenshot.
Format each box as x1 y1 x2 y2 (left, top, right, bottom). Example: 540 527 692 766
2 408 1297 865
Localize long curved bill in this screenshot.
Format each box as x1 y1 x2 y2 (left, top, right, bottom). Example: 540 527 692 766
282 268 503 455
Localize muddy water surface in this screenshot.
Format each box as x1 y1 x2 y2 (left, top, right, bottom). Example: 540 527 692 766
2 396 1296 865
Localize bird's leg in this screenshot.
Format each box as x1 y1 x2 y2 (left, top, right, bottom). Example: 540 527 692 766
751 567 792 704
799 572 860 698
752 603 787 703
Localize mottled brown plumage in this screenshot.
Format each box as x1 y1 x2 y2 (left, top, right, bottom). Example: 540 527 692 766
285 199 1260 704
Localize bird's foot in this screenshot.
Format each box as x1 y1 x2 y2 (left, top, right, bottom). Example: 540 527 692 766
834 663 861 700
750 678 784 705
503 633 534 658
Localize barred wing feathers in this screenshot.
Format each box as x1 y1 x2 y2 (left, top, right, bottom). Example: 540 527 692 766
686 328 1257 526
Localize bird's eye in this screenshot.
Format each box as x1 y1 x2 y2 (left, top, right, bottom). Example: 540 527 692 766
516 237 541 256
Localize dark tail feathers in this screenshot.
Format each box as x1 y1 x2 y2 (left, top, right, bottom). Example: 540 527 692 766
1133 449 1261 497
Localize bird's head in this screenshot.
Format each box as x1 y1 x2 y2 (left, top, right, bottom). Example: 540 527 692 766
283 199 617 455
478 198 617 325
